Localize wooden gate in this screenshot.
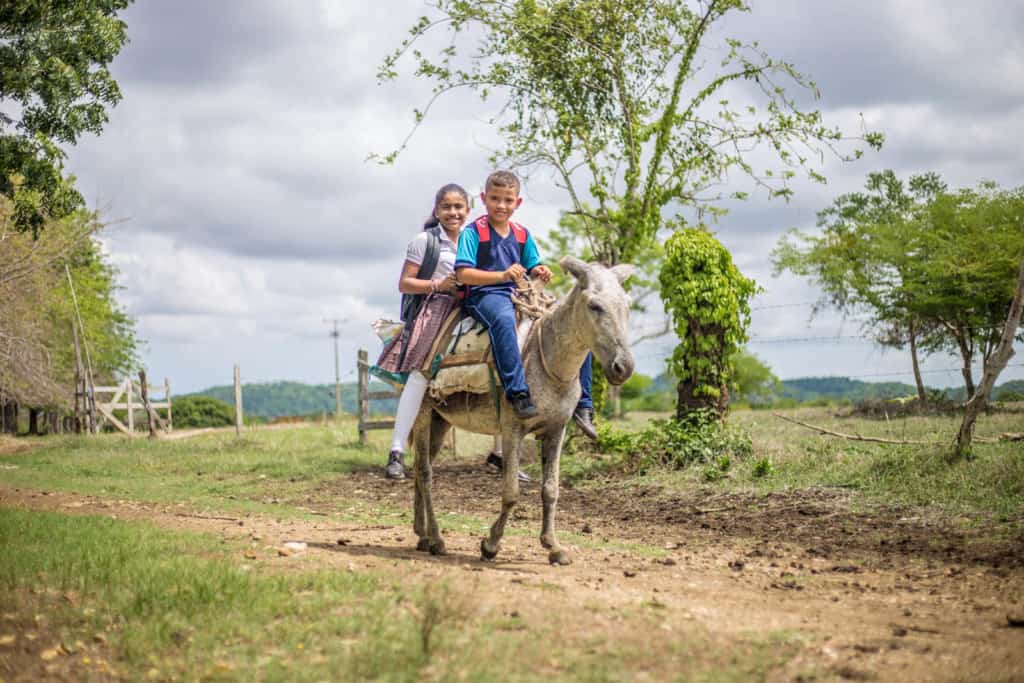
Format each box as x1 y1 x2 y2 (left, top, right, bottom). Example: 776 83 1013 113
93 376 172 436
356 349 400 445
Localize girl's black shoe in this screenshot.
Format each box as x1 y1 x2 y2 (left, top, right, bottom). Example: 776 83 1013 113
385 450 405 480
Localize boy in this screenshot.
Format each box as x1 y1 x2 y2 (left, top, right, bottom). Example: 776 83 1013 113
455 171 597 434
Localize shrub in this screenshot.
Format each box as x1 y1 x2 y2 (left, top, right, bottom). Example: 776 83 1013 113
596 410 753 473
173 396 235 428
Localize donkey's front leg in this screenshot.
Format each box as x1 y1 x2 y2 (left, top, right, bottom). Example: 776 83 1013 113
481 425 522 560
412 409 446 555
539 427 570 565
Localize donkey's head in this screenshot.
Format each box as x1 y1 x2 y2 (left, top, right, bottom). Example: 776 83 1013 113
560 256 636 385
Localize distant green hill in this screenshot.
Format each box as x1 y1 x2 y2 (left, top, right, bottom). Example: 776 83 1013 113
778 377 919 403
186 374 1022 419
185 380 397 418
643 373 1024 406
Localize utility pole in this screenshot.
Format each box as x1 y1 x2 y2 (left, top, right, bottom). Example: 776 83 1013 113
323 318 347 419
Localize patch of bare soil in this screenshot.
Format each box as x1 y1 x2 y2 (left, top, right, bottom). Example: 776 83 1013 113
3 463 1023 682
0 437 40 457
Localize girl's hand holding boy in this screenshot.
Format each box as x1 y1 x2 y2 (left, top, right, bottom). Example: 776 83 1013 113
432 273 459 293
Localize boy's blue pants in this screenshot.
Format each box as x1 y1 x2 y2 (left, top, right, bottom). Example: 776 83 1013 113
466 291 593 405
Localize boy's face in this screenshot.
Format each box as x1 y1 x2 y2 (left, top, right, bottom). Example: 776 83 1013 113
481 184 522 225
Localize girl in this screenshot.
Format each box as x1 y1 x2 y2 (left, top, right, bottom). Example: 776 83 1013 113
376 184 469 479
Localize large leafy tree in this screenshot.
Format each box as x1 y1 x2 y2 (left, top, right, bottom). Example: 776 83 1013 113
0 196 137 428
772 171 946 400
907 185 1024 398
1 0 132 235
774 176 1024 401
380 0 881 271
381 1 880 417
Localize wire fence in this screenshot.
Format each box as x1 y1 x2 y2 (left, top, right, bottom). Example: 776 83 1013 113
629 298 1024 384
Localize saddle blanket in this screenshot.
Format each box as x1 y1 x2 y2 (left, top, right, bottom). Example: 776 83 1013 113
425 312 534 403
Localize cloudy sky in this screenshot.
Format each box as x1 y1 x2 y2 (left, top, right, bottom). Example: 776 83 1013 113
64 1 1024 394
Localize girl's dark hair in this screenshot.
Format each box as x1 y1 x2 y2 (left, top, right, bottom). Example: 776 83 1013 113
423 183 470 230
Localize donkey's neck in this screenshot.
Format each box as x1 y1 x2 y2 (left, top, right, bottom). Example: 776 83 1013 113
533 290 589 384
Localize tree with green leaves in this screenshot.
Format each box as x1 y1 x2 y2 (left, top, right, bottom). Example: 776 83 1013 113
774 175 1024 402
381 1 880 419
380 0 881 277
660 228 757 419
905 184 1024 399
730 349 780 406
1 0 132 235
772 170 946 400
0 196 137 426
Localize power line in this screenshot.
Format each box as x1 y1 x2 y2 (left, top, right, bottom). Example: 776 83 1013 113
750 301 818 311
748 334 870 344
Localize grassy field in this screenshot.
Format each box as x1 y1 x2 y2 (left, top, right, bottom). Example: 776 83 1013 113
1 407 1022 681
572 406 1024 521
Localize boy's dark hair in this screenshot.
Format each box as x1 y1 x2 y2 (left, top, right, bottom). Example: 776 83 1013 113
484 170 520 194
423 183 470 229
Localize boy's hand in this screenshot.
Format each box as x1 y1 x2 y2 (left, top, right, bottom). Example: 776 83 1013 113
532 265 553 283
503 264 527 282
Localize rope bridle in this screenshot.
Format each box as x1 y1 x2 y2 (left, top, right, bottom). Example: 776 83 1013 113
513 278 577 384
529 308 578 385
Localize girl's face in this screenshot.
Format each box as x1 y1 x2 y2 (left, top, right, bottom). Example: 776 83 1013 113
435 192 469 233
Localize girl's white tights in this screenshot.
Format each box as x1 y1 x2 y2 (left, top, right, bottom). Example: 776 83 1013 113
390 371 428 454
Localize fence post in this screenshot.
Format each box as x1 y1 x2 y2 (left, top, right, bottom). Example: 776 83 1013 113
165 378 173 432
234 364 243 436
139 370 159 439
358 349 368 445
126 378 134 433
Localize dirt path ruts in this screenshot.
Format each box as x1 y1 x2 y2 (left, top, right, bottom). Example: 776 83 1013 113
2 469 1023 682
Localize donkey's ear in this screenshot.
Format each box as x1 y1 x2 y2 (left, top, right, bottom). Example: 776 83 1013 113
560 256 590 285
610 264 635 284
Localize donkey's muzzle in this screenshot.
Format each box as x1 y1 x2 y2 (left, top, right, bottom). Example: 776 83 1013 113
605 352 635 386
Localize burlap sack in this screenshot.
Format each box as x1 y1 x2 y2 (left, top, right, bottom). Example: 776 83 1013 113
427 316 535 402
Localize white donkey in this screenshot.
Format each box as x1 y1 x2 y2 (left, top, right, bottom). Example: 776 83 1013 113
411 257 635 565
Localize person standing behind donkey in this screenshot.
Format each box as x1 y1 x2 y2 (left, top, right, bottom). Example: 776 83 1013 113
455 170 597 436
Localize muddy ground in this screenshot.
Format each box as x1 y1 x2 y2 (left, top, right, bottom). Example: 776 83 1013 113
2 459 1023 682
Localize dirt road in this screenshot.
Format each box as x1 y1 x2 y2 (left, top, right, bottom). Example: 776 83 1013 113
2 463 1022 681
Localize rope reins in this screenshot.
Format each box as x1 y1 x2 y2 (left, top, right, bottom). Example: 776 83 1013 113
513 280 577 385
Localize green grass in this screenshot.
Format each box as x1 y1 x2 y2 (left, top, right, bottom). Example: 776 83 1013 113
1 421 382 518
0 508 791 682
568 407 1024 523
728 407 1024 520
0 507 442 681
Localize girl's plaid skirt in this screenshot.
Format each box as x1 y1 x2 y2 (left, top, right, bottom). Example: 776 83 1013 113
375 293 460 375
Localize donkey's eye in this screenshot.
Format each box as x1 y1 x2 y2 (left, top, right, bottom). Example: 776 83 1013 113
588 302 604 314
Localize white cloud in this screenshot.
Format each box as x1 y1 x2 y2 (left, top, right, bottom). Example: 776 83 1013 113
61 1 1024 392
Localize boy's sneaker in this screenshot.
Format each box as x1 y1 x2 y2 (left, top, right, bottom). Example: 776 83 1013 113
510 392 539 419
572 406 598 441
385 450 405 480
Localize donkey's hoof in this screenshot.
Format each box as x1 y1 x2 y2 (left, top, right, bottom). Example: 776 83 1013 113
548 549 572 566
480 539 499 561
415 538 431 552
429 539 447 556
